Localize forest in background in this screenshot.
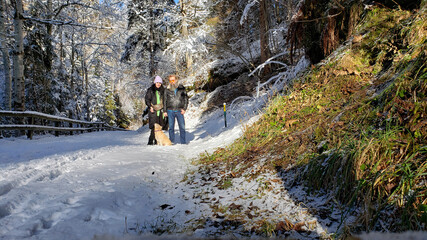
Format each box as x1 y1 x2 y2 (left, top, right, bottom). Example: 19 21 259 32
0 0 299 129
0 0 337 129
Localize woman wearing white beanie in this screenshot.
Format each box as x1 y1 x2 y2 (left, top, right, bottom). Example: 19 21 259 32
144 76 167 145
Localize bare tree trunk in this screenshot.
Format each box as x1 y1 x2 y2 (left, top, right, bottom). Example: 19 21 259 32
287 0 294 22
46 0 53 71
59 27 64 70
11 0 25 111
149 2 155 76
181 0 192 71
0 0 12 110
70 28 76 115
82 50 90 120
259 0 271 75
80 12 89 120
69 8 77 115
43 0 53 113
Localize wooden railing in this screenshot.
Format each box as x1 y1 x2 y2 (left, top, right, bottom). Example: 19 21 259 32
0 110 126 139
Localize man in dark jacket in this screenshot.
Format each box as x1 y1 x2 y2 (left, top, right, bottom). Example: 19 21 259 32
145 76 167 145
163 75 188 144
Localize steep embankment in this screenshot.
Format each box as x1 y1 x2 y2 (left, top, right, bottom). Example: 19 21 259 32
194 3 426 237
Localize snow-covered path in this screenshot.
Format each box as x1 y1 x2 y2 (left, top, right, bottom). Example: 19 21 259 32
0 104 333 240
1 131 183 239
0 107 255 239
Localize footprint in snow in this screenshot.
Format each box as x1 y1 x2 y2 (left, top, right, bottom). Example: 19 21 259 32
159 204 174 210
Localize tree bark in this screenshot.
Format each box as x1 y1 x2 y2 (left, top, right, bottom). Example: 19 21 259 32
70 28 76 115
181 0 192 71
286 0 294 22
0 0 12 110
82 50 90 120
43 0 53 113
149 1 155 76
45 0 53 72
259 0 271 75
11 0 25 111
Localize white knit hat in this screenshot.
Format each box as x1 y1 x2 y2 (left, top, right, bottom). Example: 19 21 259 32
154 76 162 83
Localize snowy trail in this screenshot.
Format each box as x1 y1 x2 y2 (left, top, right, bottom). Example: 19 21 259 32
0 105 331 239
1 131 181 239
0 107 253 239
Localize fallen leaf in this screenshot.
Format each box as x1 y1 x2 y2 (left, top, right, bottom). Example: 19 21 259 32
276 219 293 231
285 119 299 128
229 203 243 210
293 222 306 232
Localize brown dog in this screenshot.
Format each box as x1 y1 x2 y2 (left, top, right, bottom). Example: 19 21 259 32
154 123 172 146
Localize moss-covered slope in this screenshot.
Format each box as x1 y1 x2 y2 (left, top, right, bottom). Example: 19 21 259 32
196 2 426 235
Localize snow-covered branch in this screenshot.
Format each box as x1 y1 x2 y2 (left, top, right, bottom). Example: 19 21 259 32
53 1 99 17
240 0 259 25
24 16 126 30
249 51 288 77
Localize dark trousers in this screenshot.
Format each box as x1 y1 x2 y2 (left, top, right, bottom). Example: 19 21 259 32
148 128 156 145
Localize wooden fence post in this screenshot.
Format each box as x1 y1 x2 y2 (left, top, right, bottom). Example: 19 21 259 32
55 121 59 137
27 117 34 139
69 122 73 135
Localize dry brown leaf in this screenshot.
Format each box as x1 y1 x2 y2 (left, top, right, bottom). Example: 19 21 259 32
352 35 363 43
411 120 427 132
293 221 306 232
276 219 294 231
307 220 317 230
285 119 299 128
229 203 243 210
